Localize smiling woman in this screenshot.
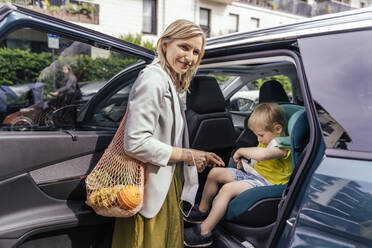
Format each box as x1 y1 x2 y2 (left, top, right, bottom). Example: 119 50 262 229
111 19 224 248
156 19 206 93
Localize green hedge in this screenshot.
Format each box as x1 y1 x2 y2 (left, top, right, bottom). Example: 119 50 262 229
0 48 52 86
0 47 137 91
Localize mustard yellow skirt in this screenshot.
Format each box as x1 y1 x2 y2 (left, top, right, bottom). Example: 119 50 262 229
112 167 183 248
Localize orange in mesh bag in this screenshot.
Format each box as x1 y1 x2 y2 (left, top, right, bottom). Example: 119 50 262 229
85 110 144 217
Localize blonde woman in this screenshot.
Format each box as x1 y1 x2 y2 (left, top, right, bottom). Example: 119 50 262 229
112 19 225 248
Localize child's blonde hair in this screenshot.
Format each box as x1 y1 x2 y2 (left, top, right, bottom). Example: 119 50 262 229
156 19 206 93
248 103 286 133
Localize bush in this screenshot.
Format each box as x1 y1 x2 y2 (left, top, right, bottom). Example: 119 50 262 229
0 48 52 86
0 48 138 91
119 33 156 52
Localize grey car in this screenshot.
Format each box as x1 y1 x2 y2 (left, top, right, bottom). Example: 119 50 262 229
1 3 372 248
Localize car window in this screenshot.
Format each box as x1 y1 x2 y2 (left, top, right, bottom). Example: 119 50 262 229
230 85 259 112
0 27 141 131
299 30 372 152
229 75 292 112
199 64 294 114
86 82 134 129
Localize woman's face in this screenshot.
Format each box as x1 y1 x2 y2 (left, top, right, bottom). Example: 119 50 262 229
163 35 203 75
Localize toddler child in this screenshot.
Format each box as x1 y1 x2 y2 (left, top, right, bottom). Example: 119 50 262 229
184 102 292 247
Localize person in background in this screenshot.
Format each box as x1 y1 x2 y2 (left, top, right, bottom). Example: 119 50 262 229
49 64 81 100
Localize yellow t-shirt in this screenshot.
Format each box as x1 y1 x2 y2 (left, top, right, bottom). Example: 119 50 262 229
253 141 292 185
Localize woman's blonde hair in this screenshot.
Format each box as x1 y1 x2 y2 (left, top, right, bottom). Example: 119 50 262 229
156 19 206 92
248 103 286 133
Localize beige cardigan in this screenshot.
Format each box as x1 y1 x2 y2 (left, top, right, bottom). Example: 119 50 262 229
124 61 198 218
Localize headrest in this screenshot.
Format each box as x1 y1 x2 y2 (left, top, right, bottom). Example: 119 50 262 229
187 76 226 114
259 80 289 104
288 110 309 165
288 110 308 138
280 104 305 123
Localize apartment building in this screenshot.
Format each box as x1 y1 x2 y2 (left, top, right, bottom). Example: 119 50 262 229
80 0 305 41
22 0 372 42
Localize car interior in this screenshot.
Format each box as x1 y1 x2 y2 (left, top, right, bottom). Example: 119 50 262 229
182 60 310 247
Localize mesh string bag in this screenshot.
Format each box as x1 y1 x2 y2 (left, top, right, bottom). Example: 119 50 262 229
85 110 144 217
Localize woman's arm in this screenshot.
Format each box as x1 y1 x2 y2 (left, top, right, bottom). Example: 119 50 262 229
124 68 173 167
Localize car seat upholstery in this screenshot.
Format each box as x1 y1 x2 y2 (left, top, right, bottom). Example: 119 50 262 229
186 76 236 164
220 108 308 248
186 76 236 204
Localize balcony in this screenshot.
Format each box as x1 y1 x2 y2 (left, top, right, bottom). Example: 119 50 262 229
237 0 355 17
313 0 355 16
273 0 312 17
209 0 235 4
237 0 312 17
12 0 99 24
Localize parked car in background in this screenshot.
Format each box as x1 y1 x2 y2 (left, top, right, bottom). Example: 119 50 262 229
0 3 372 248
229 89 259 112
79 81 107 103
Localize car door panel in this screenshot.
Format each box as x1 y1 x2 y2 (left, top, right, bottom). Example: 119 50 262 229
0 4 153 247
274 29 372 247
0 131 115 246
0 131 113 181
0 173 110 239
284 155 372 247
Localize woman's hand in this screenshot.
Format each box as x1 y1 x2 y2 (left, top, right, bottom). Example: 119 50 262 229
187 149 225 173
170 147 225 172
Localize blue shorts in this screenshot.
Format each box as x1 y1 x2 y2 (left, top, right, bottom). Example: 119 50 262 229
228 168 271 187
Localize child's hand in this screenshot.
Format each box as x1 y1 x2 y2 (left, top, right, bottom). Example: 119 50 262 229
233 149 244 170
232 149 242 163
236 160 243 170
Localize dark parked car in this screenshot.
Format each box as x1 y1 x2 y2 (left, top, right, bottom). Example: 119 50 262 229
0 3 372 248
79 81 107 102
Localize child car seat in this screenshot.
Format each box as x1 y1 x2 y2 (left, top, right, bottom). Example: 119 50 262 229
218 109 309 248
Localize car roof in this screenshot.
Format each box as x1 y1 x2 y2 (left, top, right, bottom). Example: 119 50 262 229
206 7 372 50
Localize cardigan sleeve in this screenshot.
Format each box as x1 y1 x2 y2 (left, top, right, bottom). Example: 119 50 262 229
123 67 173 167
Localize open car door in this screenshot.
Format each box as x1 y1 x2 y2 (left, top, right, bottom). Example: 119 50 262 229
0 4 154 248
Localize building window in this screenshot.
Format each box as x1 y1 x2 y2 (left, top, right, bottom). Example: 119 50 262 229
228 14 239 33
143 0 157 34
200 8 211 37
250 17 260 29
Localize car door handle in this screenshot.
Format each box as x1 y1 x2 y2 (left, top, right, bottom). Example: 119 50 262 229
286 217 296 227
